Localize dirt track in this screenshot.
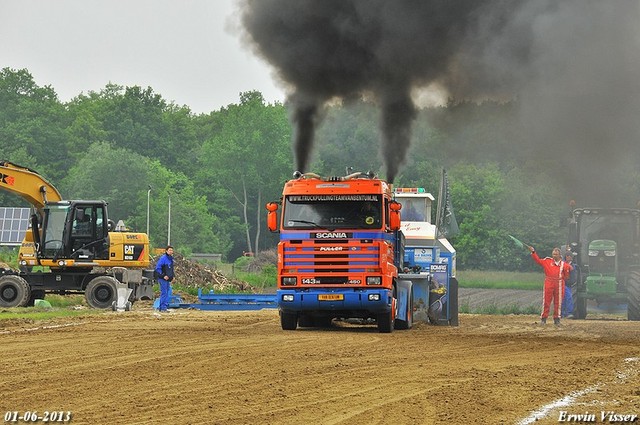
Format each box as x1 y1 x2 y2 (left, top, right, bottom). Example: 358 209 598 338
1 307 639 425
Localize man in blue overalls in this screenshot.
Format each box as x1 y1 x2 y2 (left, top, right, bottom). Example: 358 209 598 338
563 253 577 319
155 245 175 312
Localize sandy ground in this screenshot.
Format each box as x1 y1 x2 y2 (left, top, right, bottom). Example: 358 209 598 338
0 306 639 425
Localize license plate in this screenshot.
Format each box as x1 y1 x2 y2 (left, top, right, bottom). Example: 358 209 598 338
318 294 344 301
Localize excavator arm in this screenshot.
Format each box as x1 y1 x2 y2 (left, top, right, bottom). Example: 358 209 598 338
1 161 64 266
0 160 63 211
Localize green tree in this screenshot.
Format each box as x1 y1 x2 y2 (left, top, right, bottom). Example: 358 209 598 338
313 101 383 176
197 91 292 258
61 143 231 256
66 84 200 173
0 68 70 181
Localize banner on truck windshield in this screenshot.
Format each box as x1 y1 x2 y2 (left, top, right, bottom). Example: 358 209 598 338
289 195 379 202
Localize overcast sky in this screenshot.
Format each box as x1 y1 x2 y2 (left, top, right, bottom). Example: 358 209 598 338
0 0 286 114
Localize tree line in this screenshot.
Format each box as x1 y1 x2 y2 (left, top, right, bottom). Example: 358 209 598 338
2 67 637 270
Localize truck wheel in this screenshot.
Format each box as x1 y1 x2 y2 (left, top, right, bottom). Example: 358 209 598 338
280 311 298 330
0 275 30 307
377 291 395 333
377 309 394 333
627 270 640 321
85 276 118 309
449 277 459 327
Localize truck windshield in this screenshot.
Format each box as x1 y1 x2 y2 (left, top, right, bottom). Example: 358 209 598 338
42 205 70 256
283 195 382 230
396 197 427 222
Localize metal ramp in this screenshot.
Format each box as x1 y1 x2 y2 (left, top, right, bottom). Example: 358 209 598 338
160 288 277 311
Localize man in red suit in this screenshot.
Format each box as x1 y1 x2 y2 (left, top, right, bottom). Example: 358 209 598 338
529 246 572 325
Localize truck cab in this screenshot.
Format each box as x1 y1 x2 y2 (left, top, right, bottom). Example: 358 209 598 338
267 172 458 332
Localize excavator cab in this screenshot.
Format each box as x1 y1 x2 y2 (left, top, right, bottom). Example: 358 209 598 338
40 201 110 262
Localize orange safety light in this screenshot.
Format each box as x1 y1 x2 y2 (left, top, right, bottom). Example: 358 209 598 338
389 201 401 230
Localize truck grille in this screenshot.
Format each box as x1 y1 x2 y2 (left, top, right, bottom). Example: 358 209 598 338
283 240 380 275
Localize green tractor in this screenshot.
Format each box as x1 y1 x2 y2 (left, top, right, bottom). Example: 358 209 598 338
566 207 640 320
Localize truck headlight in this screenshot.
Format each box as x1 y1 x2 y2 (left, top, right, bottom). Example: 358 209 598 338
588 250 598 257
604 250 616 257
368 293 380 301
366 276 381 285
282 294 294 302
282 277 297 286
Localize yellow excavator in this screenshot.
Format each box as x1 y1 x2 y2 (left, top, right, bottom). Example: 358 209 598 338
0 160 154 308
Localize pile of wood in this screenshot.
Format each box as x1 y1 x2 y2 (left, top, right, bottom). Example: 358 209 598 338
152 253 256 293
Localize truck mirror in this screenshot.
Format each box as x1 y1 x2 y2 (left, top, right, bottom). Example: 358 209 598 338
389 201 401 231
266 202 279 232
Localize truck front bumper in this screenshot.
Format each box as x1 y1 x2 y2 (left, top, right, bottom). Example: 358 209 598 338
277 287 393 313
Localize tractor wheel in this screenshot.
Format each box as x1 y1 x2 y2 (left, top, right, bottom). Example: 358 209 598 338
627 270 640 321
280 311 298 330
27 289 46 307
449 277 459 327
0 275 30 308
395 281 413 330
85 276 118 309
575 296 587 320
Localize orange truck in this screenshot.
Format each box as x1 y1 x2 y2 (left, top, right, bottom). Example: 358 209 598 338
266 171 458 332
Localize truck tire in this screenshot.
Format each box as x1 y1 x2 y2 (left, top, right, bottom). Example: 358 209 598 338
449 277 459 327
377 309 394 333
377 287 397 333
280 311 298 330
395 281 413 330
627 270 640 321
0 275 30 308
85 276 118 309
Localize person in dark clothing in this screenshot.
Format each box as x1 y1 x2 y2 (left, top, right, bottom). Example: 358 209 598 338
562 253 577 318
155 245 175 312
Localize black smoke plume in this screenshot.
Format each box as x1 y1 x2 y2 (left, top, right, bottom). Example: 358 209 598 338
239 0 640 196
